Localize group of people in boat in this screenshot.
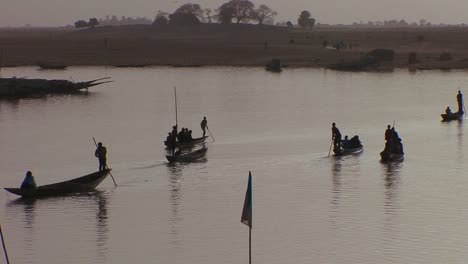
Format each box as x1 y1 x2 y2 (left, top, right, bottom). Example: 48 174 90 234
331 122 362 151
444 90 464 115
383 125 404 155
165 117 208 147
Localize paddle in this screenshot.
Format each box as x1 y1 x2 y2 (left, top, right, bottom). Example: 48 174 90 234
93 137 117 187
327 136 333 157
0 224 10 264
207 125 215 142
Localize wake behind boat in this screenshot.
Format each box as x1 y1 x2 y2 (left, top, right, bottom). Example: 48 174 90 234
4 169 111 198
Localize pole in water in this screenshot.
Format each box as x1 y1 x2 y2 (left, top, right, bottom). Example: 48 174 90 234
92 137 117 187
327 137 333 157
207 126 215 142
174 86 178 128
0 224 10 264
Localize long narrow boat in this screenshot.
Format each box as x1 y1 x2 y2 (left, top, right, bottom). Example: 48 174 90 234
4 169 111 198
334 145 364 156
441 112 464 121
166 148 207 163
164 136 208 149
380 150 404 162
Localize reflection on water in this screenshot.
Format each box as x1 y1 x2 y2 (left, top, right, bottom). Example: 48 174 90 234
381 162 402 210
166 163 183 245
331 158 342 206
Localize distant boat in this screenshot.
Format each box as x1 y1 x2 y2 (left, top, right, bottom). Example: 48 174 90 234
441 112 464 121
37 62 68 70
166 147 207 163
4 169 111 198
0 77 112 97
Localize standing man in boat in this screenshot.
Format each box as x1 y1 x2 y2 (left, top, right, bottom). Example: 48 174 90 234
21 171 37 189
385 125 392 142
95 142 107 171
457 90 464 114
200 116 208 137
331 122 342 150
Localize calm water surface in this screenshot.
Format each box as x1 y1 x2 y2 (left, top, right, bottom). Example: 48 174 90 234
1 66 468 264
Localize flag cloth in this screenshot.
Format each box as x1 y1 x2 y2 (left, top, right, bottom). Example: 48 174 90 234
241 171 252 228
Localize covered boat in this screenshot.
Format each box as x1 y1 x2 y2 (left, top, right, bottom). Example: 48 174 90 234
4 169 111 198
164 136 208 149
441 112 464 121
166 147 207 163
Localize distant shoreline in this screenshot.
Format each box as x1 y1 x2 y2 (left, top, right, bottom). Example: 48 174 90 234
1 24 468 71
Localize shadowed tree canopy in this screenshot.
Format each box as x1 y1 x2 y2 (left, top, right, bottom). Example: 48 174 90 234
88 18 99 28
298 10 315 28
217 0 254 24
153 11 169 26
251 4 277 25
174 3 204 19
169 13 201 25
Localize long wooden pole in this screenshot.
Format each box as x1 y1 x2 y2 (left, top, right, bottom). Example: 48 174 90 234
174 86 178 128
327 137 333 157
249 227 251 264
93 137 117 187
0 224 10 264
206 126 215 142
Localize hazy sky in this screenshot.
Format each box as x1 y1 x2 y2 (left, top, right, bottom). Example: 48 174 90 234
1 0 467 27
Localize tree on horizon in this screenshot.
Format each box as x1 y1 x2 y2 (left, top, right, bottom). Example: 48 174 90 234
217 0 255 24
298 10 315 28
251 4 277 25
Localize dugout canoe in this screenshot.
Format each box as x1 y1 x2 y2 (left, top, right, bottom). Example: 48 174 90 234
4 169 111 198
166 147 207 163
333 145 364 156
441 112 464 121
164 136 208 149
380 150 404 162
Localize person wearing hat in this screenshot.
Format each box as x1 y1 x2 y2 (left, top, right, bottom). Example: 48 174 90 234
94 142 107 171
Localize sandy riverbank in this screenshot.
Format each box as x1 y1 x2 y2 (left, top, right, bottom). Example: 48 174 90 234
1 24 468 70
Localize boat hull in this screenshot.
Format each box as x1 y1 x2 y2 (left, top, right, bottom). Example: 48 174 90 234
380 151 404 162
4 169 111 198
441 112 464 121
164 136 208 149
334 146 364 156
166 148 207 163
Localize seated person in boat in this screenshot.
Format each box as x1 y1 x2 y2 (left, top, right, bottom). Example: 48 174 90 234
350 135 362 148
188 130 193 141
20 171 37 189
341 135 351 149
446 106 452 114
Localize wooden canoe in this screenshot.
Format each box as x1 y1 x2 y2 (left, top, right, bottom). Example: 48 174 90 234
334 145 364 156
166 147 207 163
441 112 464 121
164 136 208 149
380 151 404 162
4 169 111 198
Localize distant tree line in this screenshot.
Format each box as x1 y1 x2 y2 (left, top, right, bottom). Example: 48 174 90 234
73 1 318 29
74 18 99 28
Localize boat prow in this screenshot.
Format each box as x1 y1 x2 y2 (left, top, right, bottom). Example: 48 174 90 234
4 169 111 198
380 151 404 162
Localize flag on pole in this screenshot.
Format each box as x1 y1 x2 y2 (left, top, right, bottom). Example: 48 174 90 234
241 171 252 228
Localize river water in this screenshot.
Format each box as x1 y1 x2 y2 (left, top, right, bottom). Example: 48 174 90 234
0 66 468 264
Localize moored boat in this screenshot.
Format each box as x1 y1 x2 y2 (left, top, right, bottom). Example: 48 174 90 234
4 169 111 198
441 112 464 121
164 136 208 149
166 147 207 163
